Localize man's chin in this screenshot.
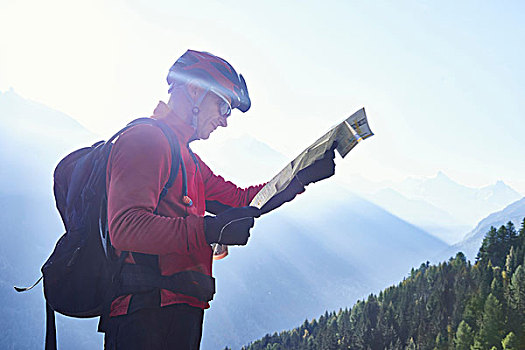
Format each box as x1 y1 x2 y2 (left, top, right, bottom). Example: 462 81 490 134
198 131 212 140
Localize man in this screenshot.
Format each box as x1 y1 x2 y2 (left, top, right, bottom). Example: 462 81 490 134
104 50 335 349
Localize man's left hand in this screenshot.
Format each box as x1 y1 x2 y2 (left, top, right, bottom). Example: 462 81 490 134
296 143 337 186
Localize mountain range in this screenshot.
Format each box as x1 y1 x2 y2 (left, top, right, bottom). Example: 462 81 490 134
392 171 521 227
342 172 522 244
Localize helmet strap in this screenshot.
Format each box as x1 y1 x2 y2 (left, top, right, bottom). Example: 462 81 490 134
185 86 208 130
191 114 199 129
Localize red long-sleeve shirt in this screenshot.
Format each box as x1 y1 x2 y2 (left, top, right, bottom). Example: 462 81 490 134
106 102 264 316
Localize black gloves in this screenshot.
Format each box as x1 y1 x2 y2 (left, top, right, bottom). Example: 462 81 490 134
296 145 337 186
205 145 337 223
205 200 232 215
260 144 337 215
204 206 261 245
260 177 304 215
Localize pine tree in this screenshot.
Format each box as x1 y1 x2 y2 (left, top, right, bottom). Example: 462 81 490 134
475 293 506 349
349 300 366 347
504 246 519 290
506 222 518 247
319 318 339 350
518 218 525 254
454 320 474 350
363 294 382 348
462 294 484 333
452 256 473 327
477 223 518 268
508 265 525 347
477 227 498 263
336 308 351 348
491 270 505 303
509 265 525 315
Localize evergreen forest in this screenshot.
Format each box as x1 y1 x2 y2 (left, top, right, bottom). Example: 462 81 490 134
240 219 525 350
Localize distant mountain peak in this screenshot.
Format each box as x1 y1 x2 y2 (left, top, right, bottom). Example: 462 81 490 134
1 87 23 101
390 171 522 228
0 89 94 136
435 170 449 179
429 171 458 185
492 179 513 191
402 171 457 188
479 180 521 198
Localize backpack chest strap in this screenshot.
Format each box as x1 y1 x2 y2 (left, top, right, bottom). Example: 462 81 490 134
117 263 215 303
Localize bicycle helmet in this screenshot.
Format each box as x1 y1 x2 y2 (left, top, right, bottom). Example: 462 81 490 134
167 50 251 112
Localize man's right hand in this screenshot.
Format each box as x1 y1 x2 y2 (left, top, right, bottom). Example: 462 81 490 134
204 206 261 245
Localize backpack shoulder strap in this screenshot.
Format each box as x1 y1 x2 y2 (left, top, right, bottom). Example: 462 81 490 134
109 118 183 204
98 118 186 333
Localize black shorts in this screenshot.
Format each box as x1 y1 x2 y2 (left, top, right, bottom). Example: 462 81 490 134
104 304 204 350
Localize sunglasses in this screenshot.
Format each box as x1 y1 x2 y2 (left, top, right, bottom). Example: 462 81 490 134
211 89 232 118
218 96 232 118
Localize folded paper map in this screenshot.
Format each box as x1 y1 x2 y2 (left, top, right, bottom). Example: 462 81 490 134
213 108 374 259
250 107 373 208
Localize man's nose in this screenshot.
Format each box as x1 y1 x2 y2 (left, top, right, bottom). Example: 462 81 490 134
218 116 228 127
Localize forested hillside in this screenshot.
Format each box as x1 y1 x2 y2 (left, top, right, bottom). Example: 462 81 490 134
242 219 525 350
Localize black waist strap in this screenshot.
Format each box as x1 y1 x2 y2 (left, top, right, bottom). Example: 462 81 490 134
118 264 215 303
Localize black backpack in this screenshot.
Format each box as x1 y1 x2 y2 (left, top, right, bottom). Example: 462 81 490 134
16 118 183 349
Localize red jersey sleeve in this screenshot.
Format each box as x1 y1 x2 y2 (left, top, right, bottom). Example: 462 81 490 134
107 125 207 255
195 154 265 207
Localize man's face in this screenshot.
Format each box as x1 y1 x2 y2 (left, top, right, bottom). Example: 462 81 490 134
196 91 232 140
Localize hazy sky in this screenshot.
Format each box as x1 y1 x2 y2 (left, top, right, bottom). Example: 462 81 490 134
1 0 524 193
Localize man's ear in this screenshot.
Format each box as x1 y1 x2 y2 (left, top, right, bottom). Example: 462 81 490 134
186 82 204 99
